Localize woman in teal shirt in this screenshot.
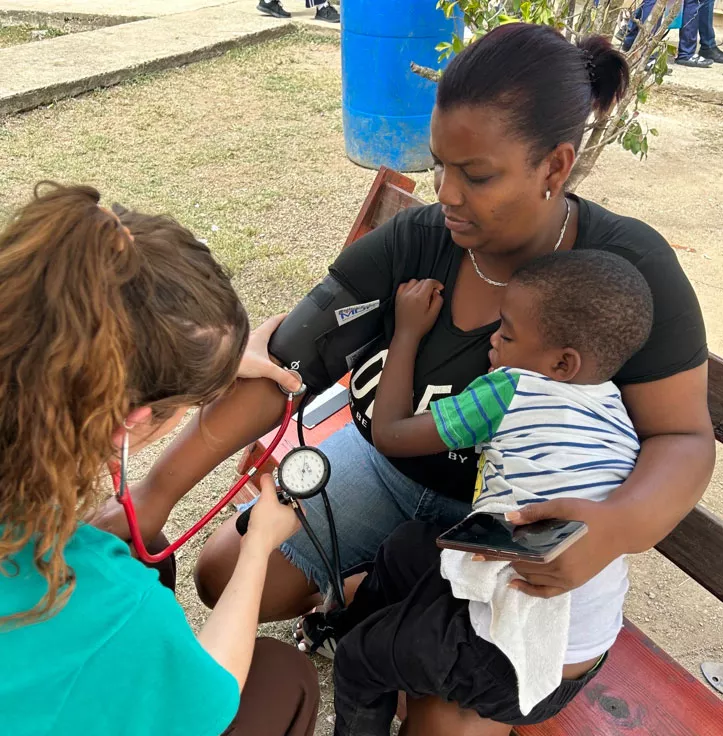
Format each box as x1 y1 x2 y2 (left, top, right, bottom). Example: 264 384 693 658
0 183 318 736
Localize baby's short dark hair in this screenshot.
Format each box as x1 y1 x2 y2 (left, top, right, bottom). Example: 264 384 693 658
511 250 653 382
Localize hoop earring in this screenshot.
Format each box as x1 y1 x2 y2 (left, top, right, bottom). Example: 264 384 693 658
545 190 551 201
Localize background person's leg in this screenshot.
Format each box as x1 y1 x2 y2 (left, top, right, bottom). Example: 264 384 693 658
676 0 713 62
622 0 657 51
224 638 319 736
698 0 723 59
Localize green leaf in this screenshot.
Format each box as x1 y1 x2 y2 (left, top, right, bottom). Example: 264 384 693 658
649 128 659 136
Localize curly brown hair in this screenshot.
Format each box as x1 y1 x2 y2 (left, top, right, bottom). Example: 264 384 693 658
0 183 248 626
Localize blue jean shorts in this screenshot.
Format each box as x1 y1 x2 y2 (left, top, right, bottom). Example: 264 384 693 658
278 423 471 594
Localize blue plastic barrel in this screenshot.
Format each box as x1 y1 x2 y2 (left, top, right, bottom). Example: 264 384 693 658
341 2 459 172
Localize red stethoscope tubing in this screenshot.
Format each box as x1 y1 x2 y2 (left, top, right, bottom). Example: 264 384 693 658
111 395 295 564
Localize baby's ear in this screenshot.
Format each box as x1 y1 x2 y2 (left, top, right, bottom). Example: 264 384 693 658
551 348 582 382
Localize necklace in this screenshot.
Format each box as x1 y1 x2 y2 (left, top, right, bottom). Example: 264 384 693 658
467 198 571 288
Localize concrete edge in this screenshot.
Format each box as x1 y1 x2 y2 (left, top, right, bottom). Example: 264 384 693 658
0 23 295 117
288 17 341 36
0 9 147 31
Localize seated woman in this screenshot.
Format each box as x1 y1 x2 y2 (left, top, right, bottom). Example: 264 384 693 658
96 22 714 735
0 184 318 736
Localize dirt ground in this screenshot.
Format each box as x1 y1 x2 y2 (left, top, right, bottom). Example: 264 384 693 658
0 29 721 734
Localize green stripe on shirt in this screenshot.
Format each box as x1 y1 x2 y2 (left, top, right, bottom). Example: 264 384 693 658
431 369 519 450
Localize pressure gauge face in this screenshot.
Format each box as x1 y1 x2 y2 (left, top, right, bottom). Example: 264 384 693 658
277 447 330 499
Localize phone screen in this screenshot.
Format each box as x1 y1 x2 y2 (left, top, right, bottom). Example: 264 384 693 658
438 513 586 557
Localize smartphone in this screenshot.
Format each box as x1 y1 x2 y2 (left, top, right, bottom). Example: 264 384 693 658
436 512 588 564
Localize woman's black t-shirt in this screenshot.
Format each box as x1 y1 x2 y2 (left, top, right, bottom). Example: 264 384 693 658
327 197 708 501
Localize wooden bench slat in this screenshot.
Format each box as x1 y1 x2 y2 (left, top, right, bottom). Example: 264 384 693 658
515 619 723 736
655 503 723 602
654 353 723 601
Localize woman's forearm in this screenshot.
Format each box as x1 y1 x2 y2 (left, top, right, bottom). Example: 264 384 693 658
606 431 715 554
139 377 292 508
198 533 271 689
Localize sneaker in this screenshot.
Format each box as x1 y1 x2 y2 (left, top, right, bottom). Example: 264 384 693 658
675 54 714 68
293 610 346 659
700 45 723 63
316 3 340 23
257 0 291 18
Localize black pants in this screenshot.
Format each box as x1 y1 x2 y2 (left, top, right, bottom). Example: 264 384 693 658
332 522 605 736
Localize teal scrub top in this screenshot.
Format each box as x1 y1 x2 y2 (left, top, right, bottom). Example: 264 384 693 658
0 524 239 736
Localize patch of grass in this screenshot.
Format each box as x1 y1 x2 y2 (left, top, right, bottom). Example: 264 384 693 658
0 23 65 48
0 28 432 326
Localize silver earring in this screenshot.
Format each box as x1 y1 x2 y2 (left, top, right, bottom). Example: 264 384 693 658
545 190 551 201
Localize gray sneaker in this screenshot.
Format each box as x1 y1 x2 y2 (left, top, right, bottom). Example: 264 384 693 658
316 4 340 23
700 45 723 63
258 0 291 18
675 54 714 68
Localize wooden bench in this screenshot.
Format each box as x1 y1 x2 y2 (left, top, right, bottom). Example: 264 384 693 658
248 167 723 735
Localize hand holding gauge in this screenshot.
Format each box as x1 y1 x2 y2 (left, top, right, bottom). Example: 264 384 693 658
234 447 330 536
234 372 344 606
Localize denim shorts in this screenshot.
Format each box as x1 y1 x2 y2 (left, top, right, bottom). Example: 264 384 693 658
278 423 471 594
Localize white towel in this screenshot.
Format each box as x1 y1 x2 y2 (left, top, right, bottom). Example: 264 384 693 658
440 502 571 716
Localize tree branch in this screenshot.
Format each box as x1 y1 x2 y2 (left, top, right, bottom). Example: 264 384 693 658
410 62 442 83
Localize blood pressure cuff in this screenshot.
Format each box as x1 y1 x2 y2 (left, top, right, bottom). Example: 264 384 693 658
269 275 387 394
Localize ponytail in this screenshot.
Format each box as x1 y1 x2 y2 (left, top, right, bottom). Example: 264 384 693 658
577 35 629 115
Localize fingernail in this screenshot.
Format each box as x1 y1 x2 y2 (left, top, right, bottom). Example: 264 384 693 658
505 511 522 522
